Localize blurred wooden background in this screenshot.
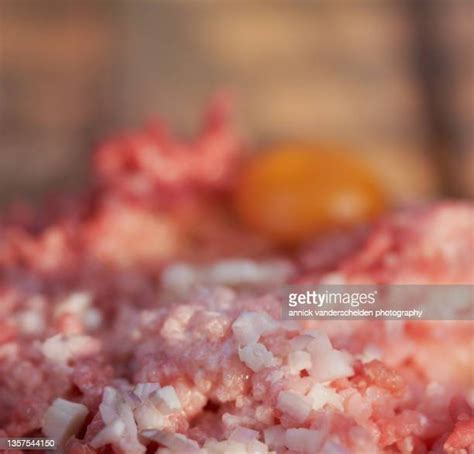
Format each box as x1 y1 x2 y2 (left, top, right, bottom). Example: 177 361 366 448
0 0 472 208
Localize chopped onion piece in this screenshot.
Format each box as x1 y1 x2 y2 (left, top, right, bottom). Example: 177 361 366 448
266 369 284 384
232 312 278 346
305 334 353 382
134 382 161 401
309 347 354 382
96 386 145 453
288 350 312 374
307 383 343 411
285 428 325 453
248 439 269 453
161 263 197 293
229 426 258 444
100 386 121 423
204 439 248 453
41 334 100 365
42 398 88 446
150 385 182 413
305 330 333 351
264 425 286 450
134 401 165 431
141 430 200 453
289 334 315 351
91 419 125 448
238 343 276 372
123 390 142 409
277 391 311 422
320 440 352 454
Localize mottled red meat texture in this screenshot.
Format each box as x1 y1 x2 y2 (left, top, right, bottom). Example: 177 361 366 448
377 410 428 447
444 418 474 452
71 359 115 411
340 202 474 284
131 305 251 406
94 92 239 201
351 360 406 396
297 202 474 285
0 224 77 273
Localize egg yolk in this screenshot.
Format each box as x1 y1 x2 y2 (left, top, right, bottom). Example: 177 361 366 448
233 145 386 244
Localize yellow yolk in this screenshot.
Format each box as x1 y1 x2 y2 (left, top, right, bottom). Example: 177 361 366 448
233 145 386 244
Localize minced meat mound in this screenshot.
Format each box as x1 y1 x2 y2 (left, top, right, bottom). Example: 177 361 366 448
0 97 473 454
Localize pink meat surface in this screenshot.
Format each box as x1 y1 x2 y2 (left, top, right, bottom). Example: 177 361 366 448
0 100 473 454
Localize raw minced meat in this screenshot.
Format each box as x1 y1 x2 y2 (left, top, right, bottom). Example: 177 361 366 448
0 99 473 454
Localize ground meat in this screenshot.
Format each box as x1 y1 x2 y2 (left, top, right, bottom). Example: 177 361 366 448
0 100 472 454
